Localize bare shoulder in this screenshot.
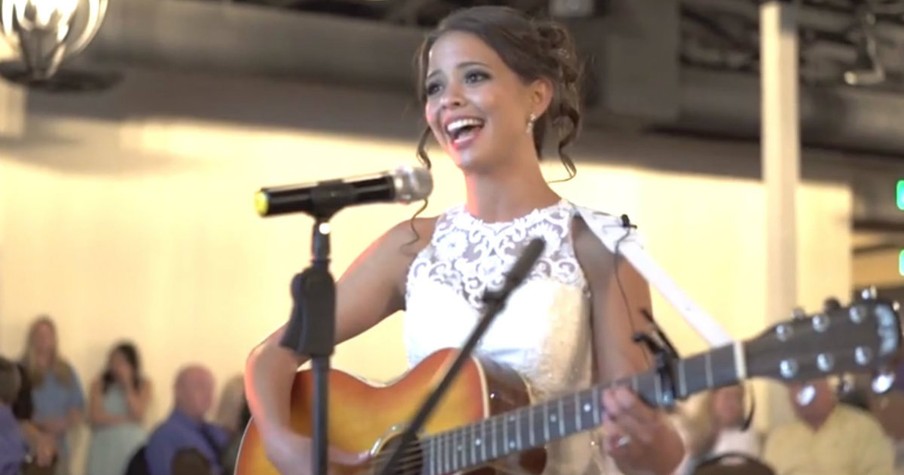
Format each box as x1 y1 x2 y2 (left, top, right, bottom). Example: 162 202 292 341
332 214 439 340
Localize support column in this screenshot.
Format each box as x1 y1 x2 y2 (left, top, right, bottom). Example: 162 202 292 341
0 41 25 139
761 0 800 427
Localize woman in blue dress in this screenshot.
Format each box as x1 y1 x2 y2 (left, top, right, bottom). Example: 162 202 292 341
21 316 85 475
84 341 153 475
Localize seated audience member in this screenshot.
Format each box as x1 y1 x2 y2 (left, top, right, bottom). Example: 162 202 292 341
145 365 229 475
763 379 894 475
11 362 56 470
213 374 244 437
21 316 85 474
1 355 28 475
866 386 904 475
702 385 762 459
221 399 251 475
85 341 152 475
673 386 764 475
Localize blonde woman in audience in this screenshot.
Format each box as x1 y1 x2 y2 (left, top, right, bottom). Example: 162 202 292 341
21 316 85 475
84 341 152 475
213 374 248 475
213 374 245 436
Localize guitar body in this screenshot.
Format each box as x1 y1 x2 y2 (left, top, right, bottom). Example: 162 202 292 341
235 348 546 475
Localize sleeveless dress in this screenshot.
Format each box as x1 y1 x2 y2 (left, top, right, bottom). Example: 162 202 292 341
404 199 623 475
84 384 148 475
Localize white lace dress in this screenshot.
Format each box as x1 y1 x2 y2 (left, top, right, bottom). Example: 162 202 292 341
404 199 621 475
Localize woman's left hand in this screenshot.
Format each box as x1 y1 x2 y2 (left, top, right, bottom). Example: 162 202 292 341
601 385 670 471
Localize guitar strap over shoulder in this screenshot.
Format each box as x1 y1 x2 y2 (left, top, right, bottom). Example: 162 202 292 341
572 204 732 348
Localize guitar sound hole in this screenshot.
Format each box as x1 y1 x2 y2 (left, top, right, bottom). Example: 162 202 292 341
374 435 425 475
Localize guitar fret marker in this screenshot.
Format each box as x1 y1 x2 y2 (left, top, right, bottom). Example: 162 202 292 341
470 423 476 467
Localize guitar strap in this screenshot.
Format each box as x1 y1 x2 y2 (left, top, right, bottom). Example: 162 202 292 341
572 204 732 348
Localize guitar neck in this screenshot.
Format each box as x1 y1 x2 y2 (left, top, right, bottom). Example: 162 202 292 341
421 343 745 475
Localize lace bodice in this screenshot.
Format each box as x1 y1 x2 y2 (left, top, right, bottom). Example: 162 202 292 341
408 199 588 311
404 200 621 475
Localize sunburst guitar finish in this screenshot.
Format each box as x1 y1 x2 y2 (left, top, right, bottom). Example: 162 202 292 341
235 349 545 475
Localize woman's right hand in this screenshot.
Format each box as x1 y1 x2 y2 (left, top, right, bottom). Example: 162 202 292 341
263 428 369 475
31 432 57 467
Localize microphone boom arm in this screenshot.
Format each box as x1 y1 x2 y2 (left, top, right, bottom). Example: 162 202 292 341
375 238 547 475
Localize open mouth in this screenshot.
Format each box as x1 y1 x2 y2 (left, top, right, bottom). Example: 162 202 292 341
445 118 485 147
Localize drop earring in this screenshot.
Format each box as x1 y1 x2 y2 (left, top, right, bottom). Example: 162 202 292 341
526 113 537 135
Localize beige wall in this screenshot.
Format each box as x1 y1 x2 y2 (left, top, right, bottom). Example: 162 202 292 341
853 249 904 289
0 69 852 474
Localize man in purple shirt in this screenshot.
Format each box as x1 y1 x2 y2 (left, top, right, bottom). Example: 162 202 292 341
145 365 230 475
0 356 28 475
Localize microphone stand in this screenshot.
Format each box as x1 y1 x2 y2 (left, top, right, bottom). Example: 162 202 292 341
375 238 547 475
279 217 336 475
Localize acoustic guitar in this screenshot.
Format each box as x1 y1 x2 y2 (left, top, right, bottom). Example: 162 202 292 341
235 298 903 475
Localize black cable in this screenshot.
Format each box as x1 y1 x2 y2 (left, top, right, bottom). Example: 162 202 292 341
611 214 653 368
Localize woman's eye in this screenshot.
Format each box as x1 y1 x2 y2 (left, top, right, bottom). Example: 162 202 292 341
465 71 489 83
425 82 442 96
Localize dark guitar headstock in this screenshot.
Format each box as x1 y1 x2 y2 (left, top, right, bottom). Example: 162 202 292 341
744 288 902 392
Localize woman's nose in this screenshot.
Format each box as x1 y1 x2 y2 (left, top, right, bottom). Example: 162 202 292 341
439 84 465 108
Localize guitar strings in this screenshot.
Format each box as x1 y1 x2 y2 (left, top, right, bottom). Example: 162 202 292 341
373 363 692 475
368 395 608 475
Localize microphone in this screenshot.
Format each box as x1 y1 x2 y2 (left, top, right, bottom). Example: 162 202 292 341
254 165 433 219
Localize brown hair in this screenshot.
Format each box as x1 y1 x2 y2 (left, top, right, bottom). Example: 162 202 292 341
413 5 583 177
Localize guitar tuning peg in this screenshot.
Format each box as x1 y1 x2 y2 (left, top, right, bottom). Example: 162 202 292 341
792 307 807 320
796 384 816 406
893 301 900 312
823 297 842 312
859 286 878 300
871 367 897 394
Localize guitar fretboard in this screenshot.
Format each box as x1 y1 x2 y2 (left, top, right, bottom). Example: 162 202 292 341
421 343 742 475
